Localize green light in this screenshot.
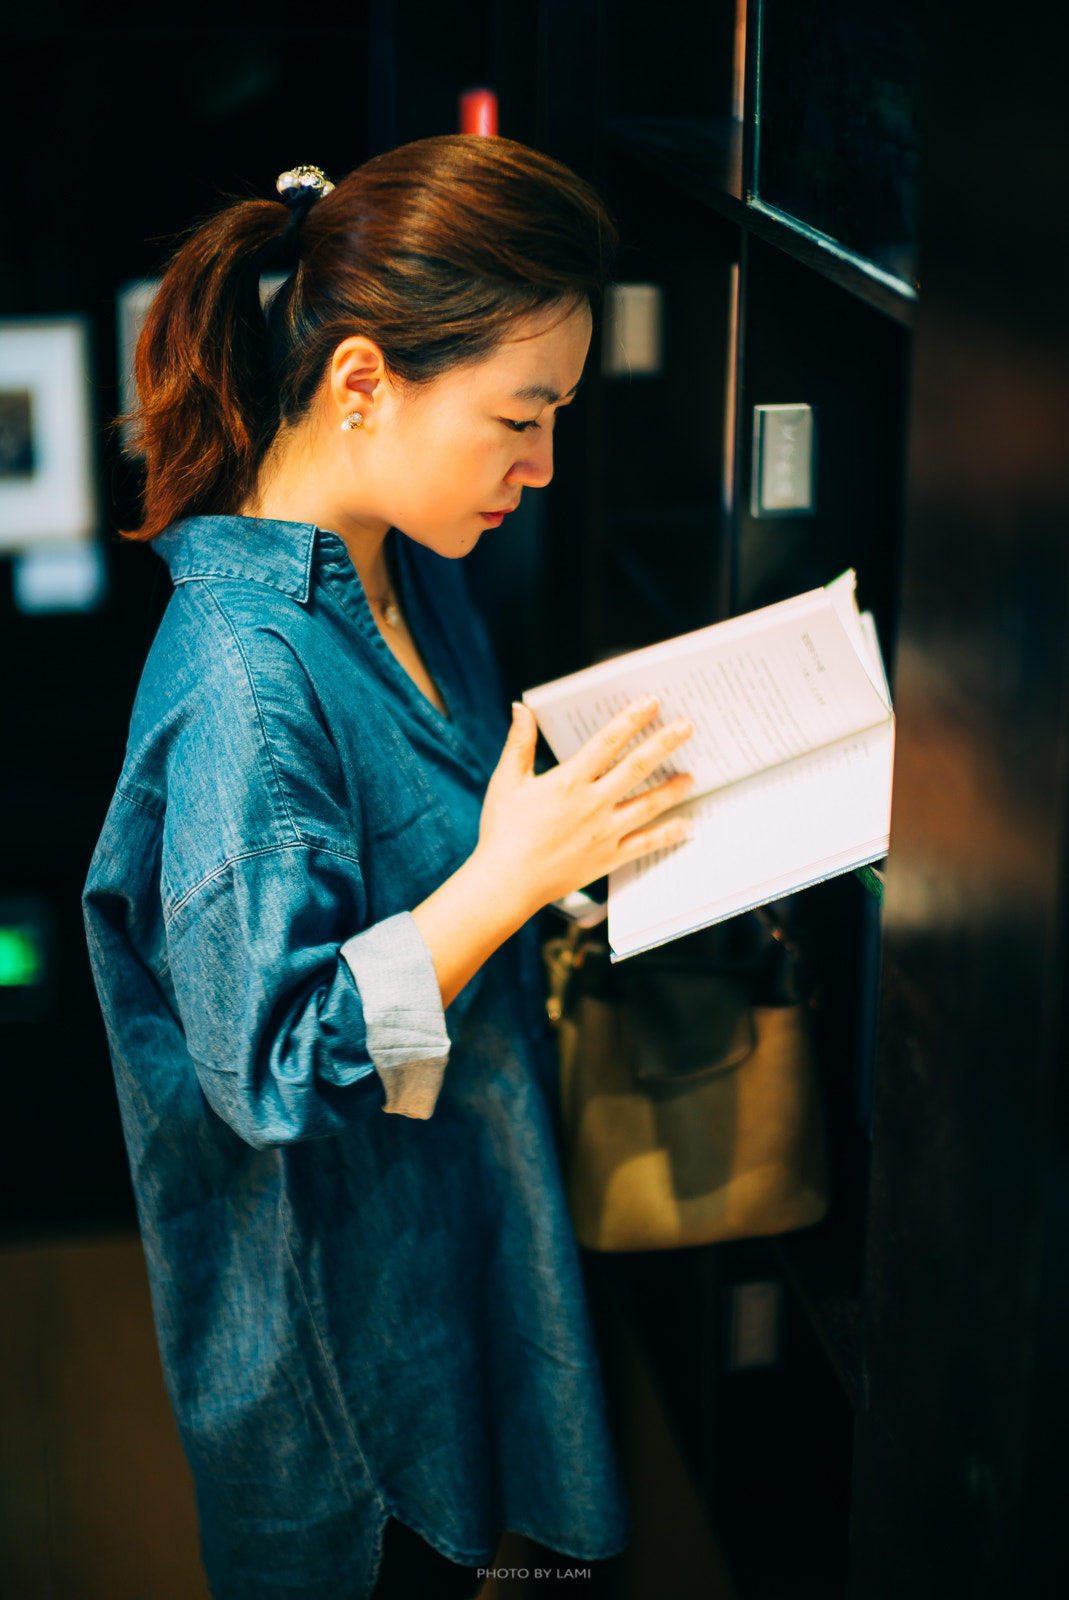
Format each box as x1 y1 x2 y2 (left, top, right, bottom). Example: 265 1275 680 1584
0 926 44 986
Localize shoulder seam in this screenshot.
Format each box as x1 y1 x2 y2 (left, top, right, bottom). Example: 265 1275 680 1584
114 781 166 820
202 583 302 845
164 840 363 927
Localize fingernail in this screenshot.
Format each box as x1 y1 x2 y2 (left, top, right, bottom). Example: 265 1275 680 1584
679 773 695 790
673 719 694 737
638 694 659 712
512 702 524 723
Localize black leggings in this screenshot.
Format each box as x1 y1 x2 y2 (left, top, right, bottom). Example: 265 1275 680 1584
371 1517 484 1599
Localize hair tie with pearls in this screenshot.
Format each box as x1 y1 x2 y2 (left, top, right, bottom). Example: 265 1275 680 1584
269 166 335 270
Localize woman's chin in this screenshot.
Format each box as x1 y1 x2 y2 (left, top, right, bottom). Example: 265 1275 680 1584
399 523 485 559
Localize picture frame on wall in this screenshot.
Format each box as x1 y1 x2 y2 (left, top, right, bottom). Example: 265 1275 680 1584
0 317 96 553
116 277 160 438
117 273 289 450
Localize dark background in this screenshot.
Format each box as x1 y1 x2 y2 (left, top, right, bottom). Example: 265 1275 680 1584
5 5 1069 1593
0 0 735 1235
3 7 385 1233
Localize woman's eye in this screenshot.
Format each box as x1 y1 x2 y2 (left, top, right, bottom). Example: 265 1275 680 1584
501 418 540 433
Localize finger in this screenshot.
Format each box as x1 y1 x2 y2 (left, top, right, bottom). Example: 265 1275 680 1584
598 717 694 799
614 771 695 830
616 812 695 864
490 702 539 789
567 696 662 781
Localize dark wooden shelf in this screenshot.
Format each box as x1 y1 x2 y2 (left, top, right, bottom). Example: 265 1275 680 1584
604 116 917 329
606 115 746 207
772 1227 863 1405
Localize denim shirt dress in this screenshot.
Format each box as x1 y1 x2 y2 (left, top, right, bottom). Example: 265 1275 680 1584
82 515 629 1600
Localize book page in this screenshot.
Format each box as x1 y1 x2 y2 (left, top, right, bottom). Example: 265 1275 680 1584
524 580 891 798
859 609 892 705
607 721 894 958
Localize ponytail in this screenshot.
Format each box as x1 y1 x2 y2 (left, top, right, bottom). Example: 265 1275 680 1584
125 200 292 540
125 137 617 542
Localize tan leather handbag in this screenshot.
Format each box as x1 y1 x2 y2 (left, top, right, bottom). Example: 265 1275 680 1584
545 915 828 1252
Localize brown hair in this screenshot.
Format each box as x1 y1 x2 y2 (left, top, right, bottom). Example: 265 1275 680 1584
125 136 617 541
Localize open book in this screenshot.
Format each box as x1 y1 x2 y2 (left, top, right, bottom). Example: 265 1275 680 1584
523 572 894 959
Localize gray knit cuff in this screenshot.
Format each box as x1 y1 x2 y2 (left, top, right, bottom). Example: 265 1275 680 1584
339 912 450 1120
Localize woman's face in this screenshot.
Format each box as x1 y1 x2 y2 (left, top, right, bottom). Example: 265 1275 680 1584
337 298 593 558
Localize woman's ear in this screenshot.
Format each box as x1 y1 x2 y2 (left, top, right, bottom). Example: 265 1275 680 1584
328 336 390 426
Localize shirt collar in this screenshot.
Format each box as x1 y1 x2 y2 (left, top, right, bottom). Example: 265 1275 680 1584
154 516 319 602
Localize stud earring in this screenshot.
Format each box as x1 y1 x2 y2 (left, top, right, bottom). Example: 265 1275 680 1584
341 412 364 431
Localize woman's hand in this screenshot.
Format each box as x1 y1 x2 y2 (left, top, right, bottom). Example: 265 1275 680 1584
412 698 694 1007
475 698 694 918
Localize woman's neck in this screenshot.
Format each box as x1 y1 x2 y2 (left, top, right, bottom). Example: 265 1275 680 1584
240 427 393 604
241 417 446 716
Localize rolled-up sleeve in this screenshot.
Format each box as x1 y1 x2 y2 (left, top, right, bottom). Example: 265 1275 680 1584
164 842 450 1147
340 912 450 1119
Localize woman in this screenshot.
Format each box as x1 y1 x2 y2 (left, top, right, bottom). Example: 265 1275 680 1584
83 137 694 1600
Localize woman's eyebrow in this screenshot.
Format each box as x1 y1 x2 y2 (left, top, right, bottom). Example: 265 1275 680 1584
510 375 586 404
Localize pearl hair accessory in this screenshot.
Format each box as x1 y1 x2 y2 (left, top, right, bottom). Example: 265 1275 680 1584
341 412 364 431
275 165 335 202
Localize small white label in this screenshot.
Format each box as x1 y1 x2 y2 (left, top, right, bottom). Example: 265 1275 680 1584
729 1279 783 1369
14 541 106 613
602 283 664 377
752 403 815 516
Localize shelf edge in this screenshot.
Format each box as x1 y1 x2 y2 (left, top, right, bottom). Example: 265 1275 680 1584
605 118 917 330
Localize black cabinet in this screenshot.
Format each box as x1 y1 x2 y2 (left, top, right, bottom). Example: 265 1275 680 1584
525 0 1069 1594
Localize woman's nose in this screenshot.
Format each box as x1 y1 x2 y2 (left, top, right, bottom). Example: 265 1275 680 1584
508 432 554 489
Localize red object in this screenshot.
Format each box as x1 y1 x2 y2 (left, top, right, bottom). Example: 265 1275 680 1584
459 88 499 137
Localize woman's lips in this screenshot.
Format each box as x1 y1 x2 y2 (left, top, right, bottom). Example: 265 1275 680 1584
478 504 520 525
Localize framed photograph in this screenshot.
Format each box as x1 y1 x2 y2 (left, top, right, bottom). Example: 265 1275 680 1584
0 317 96 552
118 273 289 449
116 277 161 432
